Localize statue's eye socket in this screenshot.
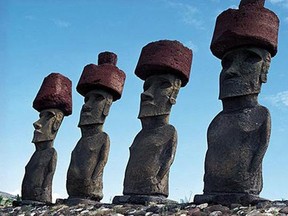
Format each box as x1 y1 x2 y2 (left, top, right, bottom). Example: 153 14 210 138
143 83 151 91
160 81 172 89
244 53 262 64
221 58 232 69
84 96 89 103
94 95 105 101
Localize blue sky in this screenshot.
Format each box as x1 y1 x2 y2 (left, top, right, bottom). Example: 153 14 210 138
1 0 288 202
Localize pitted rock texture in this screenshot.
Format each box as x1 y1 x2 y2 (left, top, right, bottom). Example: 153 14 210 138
77 52 126 101
210 0 279 59
2 200 288 215
135 40 192 87
33 73 72 116
98 52 117 66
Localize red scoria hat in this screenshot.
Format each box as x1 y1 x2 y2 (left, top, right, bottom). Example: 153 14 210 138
77 52 126 101
134 40 193 87
210 0 279 59
33 73 72 116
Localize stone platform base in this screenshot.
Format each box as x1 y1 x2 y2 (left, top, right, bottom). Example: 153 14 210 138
13 200 51 207
56 197 101 206
194 193 269 206
112 195 178 205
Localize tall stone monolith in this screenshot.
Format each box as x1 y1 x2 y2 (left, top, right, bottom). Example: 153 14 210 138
21 73 72 204
113 40 193 205
194 0 279 206
66 52 126 204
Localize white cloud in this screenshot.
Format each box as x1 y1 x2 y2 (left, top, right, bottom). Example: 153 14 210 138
24 15 36 21
51 19 71 28
268 0 288 7
269 0 285 3
165 0 204 29
264 91 288 108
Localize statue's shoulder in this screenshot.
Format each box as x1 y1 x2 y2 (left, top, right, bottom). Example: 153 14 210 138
255 105 270 115
96 131 110 143
160 124 177 135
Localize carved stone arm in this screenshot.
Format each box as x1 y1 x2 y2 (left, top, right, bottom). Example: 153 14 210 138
91 138 110 181
157 132 177 180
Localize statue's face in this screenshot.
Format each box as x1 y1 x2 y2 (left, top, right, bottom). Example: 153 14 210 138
32 108 64 144
78 89 113 126
219 47 271 100
138 73 181 119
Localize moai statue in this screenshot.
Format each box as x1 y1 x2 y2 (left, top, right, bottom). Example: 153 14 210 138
113 40 192 205
66 52 126 203
21 73 72 204
194 0 279 206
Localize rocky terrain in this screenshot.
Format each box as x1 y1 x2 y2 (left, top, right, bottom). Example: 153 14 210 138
1 198 288 215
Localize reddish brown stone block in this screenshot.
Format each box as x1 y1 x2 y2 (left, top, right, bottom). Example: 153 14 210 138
135 40 193 87
98 51 117 66
33 73 72 116
210 0 279 59
77 52 126 101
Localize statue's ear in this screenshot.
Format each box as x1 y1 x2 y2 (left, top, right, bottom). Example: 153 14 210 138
260 73 267 83
52 112 64 132
169 79 181 105
103 99 112 116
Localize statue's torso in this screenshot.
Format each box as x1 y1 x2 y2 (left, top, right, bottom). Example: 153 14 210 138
124 124 177 196
204 105 270 194
22 147 57 202
68 132 109 178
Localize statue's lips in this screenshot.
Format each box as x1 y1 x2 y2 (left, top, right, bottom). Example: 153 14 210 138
34 130 43 135
141 101 155 106
81 111 92 116
222 78 242 84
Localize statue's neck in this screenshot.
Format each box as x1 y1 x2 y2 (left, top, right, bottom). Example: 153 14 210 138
80 124 103 136
140 115 169 129
222 94 259 113
34 141 53 151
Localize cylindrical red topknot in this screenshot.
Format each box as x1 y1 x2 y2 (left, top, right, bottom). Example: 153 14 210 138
135 40 193 87
239 0 265 8
77 52 126 101
33 73 72 116
98 52 117 66
210 0 279 59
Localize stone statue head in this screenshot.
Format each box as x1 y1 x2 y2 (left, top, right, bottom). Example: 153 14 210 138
32 108 64 144
78 89 113 126
219 47 271 100
138 73 182 119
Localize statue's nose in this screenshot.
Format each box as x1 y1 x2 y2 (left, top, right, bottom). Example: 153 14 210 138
82 103 92 112
141 91 154 102
33 121 42 129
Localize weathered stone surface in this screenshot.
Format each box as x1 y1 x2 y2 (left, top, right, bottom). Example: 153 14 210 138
3 200 288 216
112 195 177 205
66 127 110 201
195 47 275 205
77 52 126 101
196 1 279 205
135 40 193 87
33 73 72 116
22 108 65 204
115 41 192 204
21 147 56 203
67 52 125 202
98 51 117 65
210 0 279 59
115 40 192 204
22 73 70 204
123 122 177 197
